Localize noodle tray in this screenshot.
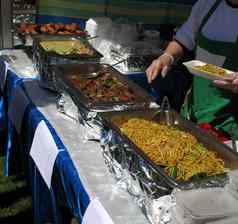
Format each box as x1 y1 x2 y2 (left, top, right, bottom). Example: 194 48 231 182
100 108 238 194
32 35 102 91
53 63 156 112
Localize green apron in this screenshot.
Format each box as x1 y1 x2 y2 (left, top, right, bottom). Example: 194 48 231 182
182 0 238 139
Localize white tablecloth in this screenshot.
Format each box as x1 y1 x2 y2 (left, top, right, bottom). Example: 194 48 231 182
23 78 148 224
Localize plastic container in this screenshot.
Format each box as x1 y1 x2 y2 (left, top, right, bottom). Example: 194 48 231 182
171 207 183 224
228 170 238 184
226 170 238 199
206 216 238 224
174 188 238 224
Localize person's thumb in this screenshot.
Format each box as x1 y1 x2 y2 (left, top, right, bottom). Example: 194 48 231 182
161 65 170 78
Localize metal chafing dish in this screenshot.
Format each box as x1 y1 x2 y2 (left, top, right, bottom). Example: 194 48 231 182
110 41 163 74
32 35 103 91
53 63 156 112
99 108 238 197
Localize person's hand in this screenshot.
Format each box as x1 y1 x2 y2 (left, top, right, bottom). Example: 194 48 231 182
213 73 238 94
146 53 174 83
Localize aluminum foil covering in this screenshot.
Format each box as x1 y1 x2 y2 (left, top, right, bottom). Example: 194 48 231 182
100 128 177 224
113 55 160 74
56 91 159 142
90 39 163 74
0 49 38 78
108 42 162 61
56 92 104 141
77 109 104 141
56 93 79 121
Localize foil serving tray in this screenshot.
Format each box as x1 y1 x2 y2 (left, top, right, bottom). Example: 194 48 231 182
53 63 156 112
99 108 238 190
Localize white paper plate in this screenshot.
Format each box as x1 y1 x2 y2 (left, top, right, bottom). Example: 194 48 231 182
183 60 234 80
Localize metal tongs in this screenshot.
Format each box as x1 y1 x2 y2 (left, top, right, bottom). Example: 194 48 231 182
153 96 174 126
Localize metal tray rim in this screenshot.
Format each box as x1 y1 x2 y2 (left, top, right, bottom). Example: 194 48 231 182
34 35 103 59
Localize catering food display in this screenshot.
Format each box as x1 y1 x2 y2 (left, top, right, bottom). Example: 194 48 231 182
54 63 155 111
183 60 234 80
7 8 238 224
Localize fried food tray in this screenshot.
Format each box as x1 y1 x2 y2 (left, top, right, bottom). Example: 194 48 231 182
99 108 238 190
53 63 156 112
16 23 88 47
17 23 88 36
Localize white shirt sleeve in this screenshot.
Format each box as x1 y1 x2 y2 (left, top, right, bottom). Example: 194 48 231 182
175 0 215 51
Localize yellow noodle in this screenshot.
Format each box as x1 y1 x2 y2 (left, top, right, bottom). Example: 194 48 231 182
194 64 227 76
112 116 225 181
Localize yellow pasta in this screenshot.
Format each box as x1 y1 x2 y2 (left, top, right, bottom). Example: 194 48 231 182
112 116 225 181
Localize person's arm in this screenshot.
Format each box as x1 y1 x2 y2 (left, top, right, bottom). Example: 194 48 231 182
146 0 212 83
146 41 184 83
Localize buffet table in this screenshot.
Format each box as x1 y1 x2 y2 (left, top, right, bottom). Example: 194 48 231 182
0 49 148 224
2 46 238 224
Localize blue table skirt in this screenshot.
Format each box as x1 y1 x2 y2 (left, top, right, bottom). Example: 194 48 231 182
2 70 90 223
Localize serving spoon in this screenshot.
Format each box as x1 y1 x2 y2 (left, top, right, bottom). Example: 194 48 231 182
79 59 127 79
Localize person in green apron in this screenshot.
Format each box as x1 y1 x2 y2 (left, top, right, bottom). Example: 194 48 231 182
146 0 238 140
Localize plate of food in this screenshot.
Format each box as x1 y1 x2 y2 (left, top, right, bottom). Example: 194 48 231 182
183 60 234 80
